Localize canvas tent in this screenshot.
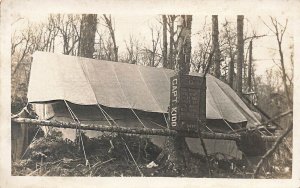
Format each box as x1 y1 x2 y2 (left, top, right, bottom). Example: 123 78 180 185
27 51 261 159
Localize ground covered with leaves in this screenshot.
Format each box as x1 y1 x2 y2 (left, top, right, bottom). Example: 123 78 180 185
12 129 292 178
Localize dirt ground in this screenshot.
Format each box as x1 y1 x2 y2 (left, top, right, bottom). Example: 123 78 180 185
11 129 292 178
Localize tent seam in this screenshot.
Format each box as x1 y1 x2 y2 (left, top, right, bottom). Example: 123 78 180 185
136 66 164 113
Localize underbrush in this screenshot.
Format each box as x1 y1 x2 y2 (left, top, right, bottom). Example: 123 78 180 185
11 129 292 178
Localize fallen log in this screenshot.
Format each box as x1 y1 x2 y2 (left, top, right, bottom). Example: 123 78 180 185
11 118 277 142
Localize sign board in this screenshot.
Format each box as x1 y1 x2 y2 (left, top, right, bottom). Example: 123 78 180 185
169 75 206 131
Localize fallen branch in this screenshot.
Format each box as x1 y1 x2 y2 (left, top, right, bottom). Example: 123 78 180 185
241 95 282 129
28 168 40 176
253 123 293 178
11 117 277 141
261 110 292 126
230 110 292 133
197 129 212 177
85 158 116 176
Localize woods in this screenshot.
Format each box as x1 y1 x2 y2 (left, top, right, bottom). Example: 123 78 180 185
11 14 293 178
11 15 294 115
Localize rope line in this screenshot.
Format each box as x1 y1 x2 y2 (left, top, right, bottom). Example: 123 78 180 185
96 104 113 126
77 60 143 176
123 139 144 176
95 103 144 176
205 125 214 133
130 109 146 128
21 127 41 160
63 100 79 135
162 113 169 128
64 100 89 168
111 65 147 129
149 120 167 129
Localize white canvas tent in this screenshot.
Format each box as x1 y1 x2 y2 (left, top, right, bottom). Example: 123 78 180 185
28 51 262 159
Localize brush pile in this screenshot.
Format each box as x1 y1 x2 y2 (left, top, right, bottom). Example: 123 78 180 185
11 129 292 178
12 131 162 176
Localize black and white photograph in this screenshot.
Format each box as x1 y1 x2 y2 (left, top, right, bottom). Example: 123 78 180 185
1 0 300 187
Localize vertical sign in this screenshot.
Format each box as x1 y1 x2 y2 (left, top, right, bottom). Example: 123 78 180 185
170 77 179 128
169 75 206 131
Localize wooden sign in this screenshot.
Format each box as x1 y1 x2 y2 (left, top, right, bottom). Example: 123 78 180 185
169 75 206 131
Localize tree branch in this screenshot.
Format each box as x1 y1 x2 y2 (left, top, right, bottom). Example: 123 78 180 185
253 123 293 178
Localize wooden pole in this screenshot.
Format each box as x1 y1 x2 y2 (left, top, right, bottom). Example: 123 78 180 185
11 117 278 142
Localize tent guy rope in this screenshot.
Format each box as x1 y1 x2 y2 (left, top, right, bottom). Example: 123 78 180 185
78 59 144 176
64 100 89 168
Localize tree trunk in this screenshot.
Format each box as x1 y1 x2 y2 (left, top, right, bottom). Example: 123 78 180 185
236 15 244 95
11 108 30 161
168 15 176 69
163 15 198 175
176 15 192 74
78 14 97 58
276 35 292 108
228 58 234 88
247 40 253 91
103 14 118 62
212 15 221 79
14 117 269 140
162 15 168 68
184 16 192 74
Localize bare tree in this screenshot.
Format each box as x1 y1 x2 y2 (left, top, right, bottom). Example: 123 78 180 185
212 15 221 78
123 35 140 64
191 16 212 73
78 14 97 58
95 28 114 61
247 40 253 91
150 26 161 67
36 15 60 53
236 15 244 95
11 27 32 76
163 15 194 173
162 15 168 68
53 14 82 55
167 15 177 69
221 19 236 87
262 17 292 108
11 19 58 111
11 30 25 56
140 24 161 67
102 14 118 62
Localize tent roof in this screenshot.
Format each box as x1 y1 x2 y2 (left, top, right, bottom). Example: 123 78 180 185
28 51 260 127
